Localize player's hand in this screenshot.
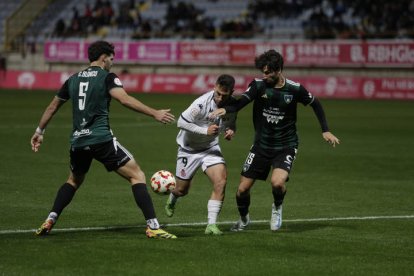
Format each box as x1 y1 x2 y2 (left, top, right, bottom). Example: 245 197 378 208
154 109 175 124
208 108 226 119
224 128 235 140
207 124 219 136
31 133 43 152
322 132 340 147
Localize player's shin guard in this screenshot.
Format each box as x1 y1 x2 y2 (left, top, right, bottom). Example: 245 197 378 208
51 182 77 215
236 193 250 217
272 186 286 207
132 183 156 220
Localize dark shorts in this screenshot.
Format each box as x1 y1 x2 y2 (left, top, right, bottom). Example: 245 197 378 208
241 146 297 181
70 138 133 174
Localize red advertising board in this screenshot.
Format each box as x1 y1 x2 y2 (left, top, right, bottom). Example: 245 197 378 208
229 43 256 64
1 71 413 100
44 40 414 67
178 41 231 64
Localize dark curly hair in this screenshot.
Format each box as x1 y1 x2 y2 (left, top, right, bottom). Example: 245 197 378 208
254 50 284 73
88 41 115 62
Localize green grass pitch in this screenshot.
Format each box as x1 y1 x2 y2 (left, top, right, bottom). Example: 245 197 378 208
0 89 413 275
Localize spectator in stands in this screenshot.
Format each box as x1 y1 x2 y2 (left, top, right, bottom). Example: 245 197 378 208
0 53 6 79
102 1 114 25
83 3 93 30
53 18 66 37
69 6 82 36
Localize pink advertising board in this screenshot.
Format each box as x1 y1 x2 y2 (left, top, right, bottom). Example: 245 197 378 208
128 42 177 63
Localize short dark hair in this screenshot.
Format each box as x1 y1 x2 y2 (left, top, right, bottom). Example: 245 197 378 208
255 50 284 72
88 41 115 62
216 74 235 92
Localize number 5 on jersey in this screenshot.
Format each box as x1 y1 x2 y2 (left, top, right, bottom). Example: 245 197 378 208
79 82 89 110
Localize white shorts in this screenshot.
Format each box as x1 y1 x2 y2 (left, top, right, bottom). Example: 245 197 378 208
176 145 225 180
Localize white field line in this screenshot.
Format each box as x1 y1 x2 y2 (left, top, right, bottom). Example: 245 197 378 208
1 215 413 235
0 122 163 130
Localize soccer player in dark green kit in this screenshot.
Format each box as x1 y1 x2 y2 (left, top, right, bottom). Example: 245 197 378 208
31 41 177 239
210 49 340 231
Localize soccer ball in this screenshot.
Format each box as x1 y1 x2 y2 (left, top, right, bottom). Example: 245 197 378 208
150 170 176 195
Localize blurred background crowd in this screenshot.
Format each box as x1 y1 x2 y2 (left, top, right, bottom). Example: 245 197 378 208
43 0 414 40
1 0 413 54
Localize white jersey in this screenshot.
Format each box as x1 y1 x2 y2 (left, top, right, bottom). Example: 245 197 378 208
176 90 237 151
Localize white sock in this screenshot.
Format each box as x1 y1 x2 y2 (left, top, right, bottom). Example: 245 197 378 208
146 218 160 229
47 212 58 224
207 200 222 225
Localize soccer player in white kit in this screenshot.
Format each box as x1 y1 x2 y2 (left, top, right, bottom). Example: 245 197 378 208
165 74 237 235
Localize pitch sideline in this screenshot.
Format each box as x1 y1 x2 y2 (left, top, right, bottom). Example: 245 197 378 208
1 215 413 235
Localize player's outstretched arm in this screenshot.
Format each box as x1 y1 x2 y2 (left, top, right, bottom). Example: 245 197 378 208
31 96 65 152
110 87 175 124
209 95 250 119
310 98 340 147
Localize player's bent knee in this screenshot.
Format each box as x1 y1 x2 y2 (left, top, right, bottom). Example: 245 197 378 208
271 181 286 189
214 180 226 193
67 173 85 189
130 171 146 184
175 186 189 196
237 187 250 197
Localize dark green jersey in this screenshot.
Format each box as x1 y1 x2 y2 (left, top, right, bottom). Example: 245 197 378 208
227 78 314 151
57 66 123 148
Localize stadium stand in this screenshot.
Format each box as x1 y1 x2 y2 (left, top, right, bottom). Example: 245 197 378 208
19 0 414 42
2 0 412 52
22 0 252 40
0 0 24 50
1 0 413 75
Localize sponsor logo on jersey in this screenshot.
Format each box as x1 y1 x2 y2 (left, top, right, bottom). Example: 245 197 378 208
261 93 268 99
73 129 92 138
263 112 284 124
